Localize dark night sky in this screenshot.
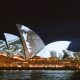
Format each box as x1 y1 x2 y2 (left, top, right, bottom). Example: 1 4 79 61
0 1 80 51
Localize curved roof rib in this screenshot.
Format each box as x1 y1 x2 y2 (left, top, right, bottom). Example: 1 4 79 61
16 24 45 59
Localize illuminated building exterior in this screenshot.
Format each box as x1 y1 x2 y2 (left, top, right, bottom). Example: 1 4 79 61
16 24 45 59
0 24 80 70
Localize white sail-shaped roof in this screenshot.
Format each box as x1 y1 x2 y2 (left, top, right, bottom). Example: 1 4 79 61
37 41 71 59
16 24 45 59
4 33 19 43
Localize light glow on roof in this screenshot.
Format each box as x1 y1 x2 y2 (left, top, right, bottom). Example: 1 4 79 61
4 33 19 42
37 41 71 58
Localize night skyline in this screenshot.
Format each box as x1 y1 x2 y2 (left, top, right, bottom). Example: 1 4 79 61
0 1 80 47
0 1 80 80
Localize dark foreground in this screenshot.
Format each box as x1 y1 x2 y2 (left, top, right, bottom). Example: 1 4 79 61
0 67 79 70
0 70 80 80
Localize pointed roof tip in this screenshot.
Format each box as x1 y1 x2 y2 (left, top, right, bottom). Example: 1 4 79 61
4 33 19 40
16 24 32 32
16 23 21 25
16 24 22 28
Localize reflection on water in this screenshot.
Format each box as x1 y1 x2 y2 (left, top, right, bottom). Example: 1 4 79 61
0 70 80 80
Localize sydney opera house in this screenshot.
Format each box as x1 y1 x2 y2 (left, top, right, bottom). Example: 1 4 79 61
0 24 80 70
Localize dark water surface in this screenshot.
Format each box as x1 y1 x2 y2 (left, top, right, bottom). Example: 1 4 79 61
0 70 80 80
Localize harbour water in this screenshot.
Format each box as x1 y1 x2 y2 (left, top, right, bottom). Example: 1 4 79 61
0 70 80 80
